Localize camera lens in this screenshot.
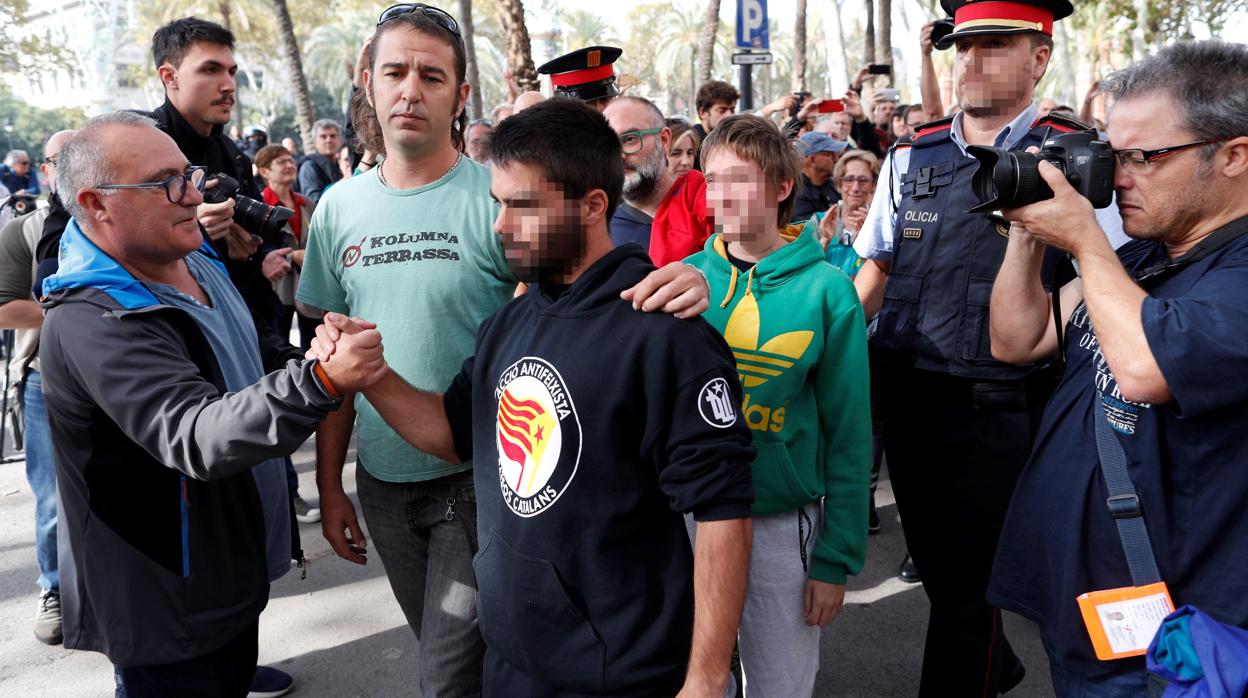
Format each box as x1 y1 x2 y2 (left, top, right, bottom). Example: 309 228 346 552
966 146 1053 213
233 196 294 240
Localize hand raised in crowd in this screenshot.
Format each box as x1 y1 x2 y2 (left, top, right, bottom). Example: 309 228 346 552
796 96 823 122
760 93 799 119
842 90 866 121
198 179 235 240
852 64 872 91
261 247 293 281
619 262 711 319
310 313 389 393
1000 149 1101 255
804 579 846 627
920 20 937 56
843 203 869 233
818 203 840 251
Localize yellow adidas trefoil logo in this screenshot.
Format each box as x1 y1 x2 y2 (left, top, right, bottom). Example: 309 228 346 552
723 292 813 387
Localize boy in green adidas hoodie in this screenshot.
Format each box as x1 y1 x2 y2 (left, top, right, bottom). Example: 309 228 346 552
685 114 872 696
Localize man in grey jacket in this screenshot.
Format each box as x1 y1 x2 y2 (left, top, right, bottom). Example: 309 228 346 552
38 111 386 697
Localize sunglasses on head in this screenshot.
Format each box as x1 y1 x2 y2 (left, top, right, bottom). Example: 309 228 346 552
377 3 461 36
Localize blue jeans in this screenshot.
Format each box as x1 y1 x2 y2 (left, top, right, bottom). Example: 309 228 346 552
1049 655 1148 697
355 464 484 697
23 369 58 592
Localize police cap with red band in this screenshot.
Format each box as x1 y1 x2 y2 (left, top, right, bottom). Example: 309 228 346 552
934 0 1073 49
537 46 623 102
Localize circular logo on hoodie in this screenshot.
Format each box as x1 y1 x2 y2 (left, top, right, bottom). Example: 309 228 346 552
494 357 582 517
698 377 738 428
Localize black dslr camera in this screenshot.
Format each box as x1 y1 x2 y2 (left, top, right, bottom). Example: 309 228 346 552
201 173 293 239
966 130 1115 213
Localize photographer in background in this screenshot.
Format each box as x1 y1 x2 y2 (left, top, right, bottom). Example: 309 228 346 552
988 40 1248 695
851 0 1126 693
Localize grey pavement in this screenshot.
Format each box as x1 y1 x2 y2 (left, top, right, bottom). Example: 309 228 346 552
0 438 1055 697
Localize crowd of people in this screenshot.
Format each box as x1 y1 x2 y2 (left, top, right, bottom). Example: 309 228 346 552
3 0 1248 697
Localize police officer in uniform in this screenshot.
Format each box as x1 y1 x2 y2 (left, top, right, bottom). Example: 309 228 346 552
852 0 1127 694
537 46 623 111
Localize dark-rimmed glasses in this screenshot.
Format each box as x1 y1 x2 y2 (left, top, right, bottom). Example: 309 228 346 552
619 128 663 155
377 3 461 36
95 166 208 204
1112 138 1227 174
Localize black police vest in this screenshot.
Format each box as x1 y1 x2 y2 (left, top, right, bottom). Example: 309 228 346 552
873 114 1085 381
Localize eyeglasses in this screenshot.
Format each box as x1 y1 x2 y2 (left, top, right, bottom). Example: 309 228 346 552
619 128 663 155
1112 138 1227 174
377 3 461 36
837 175 875 188
43 155 58 166
96 166 208 204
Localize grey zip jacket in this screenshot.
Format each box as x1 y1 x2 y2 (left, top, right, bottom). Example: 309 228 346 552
39 220 341 666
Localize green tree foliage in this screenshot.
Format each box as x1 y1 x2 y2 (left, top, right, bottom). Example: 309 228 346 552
0 83 87 161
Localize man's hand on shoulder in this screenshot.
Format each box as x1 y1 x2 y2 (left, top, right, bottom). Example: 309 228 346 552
619 262 710 319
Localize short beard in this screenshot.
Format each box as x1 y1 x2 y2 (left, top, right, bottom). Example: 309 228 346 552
503 219 589 285
623 148 666 203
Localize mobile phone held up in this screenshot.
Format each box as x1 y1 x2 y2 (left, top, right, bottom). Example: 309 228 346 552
817 99 845 113
867 63 892 75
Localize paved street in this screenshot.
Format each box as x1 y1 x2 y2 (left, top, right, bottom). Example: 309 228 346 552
0 438 1055 697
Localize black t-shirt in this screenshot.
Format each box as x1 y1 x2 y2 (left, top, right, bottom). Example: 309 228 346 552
442 245 754 693
989 223 1248 677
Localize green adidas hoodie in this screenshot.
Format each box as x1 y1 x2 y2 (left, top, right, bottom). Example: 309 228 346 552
685 224 872 584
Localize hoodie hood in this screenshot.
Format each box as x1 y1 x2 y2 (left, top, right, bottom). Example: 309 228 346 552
41 218 224 310
529 243 654 315
703 224 826 308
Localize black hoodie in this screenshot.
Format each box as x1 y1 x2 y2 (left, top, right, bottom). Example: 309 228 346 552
443 245 755 696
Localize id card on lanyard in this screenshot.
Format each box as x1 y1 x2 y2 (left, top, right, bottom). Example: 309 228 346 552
1077 582 1174 660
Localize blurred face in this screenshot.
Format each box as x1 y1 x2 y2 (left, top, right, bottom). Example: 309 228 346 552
955 34 1049 118
85 126 205 264
704 147 788 241
700 101 736 131
466 123 492 161
260 151 297 187
820 112 852 141
315 127 342 156
1108 92 1219 245
490 161 588 284
1037 98 1059 116
10 154 30 176
905 108 925 135
365 26 469 157
604 100 670 203
668 132 697 179
873 99 896 127
807 150 838 179
161 42 237 132
837 159 877 210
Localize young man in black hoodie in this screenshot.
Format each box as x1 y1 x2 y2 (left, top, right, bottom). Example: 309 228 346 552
311 99 756 698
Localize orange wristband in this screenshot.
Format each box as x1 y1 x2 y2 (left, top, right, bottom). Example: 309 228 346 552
312 361 341 398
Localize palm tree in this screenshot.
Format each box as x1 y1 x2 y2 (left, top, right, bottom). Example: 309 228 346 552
460 0 484 119
794 0 807 91
863 0 875 69
268 0 316 153
695 0 720 83
877 0 892 85
655 2 708 113
494 0 538 91
560 10 616 53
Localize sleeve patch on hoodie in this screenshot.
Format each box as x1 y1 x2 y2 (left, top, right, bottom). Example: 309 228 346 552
698 377 739 428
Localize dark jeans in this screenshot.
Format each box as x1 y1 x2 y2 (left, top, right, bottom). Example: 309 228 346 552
356 464 484 697
880 365 1046 697
114 621 258 698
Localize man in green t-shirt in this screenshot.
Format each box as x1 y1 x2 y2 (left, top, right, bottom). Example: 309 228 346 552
298 7 711 694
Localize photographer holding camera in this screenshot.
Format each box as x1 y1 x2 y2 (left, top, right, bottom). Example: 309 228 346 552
144 17 290 330
987 41 1248 695
851 0 1128 693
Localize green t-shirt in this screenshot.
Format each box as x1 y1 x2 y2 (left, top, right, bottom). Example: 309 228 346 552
298 158 516 482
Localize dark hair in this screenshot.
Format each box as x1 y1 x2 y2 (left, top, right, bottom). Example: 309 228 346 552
701 114 803 226
359 11 469 155
696 81 740 115
490 98 624 219
1105 40 1248 164
152 17 234 69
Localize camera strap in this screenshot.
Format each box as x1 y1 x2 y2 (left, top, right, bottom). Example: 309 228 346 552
1132 215 1248 289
